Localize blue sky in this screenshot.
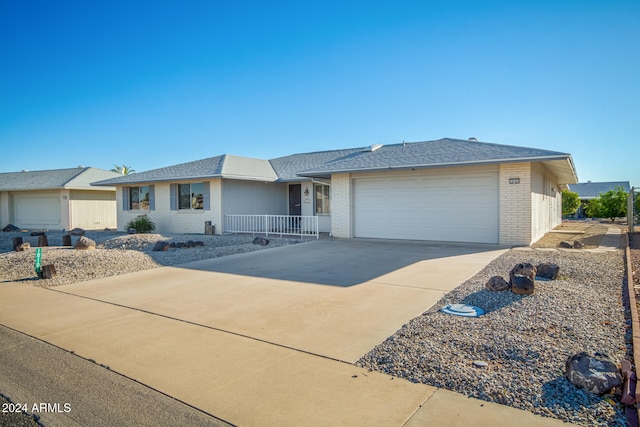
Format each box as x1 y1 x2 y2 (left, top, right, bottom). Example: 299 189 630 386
1 1 639 186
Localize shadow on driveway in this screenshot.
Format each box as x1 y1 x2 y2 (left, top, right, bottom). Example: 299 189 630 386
177 238 510 287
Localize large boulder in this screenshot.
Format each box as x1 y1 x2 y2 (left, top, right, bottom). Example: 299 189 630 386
559 241 573 249
69 228 86 236
152 241 170 251
566 352 622 395
2 224 20 232
16 242 31 252
485 276 510 291
74 236 96 250
510 263 536 295
253 237 269 246
536 263 560 280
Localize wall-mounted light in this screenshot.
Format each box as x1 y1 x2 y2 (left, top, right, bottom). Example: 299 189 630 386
304 188 309 196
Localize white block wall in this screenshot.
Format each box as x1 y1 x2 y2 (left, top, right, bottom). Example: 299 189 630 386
498 162 532 246
117 179 222 234
331 173 352 238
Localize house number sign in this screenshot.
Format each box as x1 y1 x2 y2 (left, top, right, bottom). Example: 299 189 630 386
508 178 520 184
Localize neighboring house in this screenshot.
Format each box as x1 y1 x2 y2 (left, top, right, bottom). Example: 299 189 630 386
93 138 578 246
0 167 121 230
568 181 631 218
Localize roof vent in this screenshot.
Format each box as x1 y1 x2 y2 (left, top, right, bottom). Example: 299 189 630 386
364 144 383 152
21 169 28 172
468 137 478 142
78 165 85 168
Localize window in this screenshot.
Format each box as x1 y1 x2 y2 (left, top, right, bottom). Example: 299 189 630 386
177 183 204 210
128 186 150 210
314 183 330 215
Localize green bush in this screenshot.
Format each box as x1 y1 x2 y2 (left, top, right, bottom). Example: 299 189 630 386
585 186 628 222
561 190 580 216
125 214 156 233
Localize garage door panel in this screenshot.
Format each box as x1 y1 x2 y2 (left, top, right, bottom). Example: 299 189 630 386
14 196 62 228
354 172 498 243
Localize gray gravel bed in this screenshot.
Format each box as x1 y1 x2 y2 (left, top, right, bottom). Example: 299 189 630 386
357 249 628 427
0 231 307 287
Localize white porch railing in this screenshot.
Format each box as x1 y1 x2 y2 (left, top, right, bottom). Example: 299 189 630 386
224 214 319 239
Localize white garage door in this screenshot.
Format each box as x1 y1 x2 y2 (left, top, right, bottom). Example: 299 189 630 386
13 195 62 229
354 171 499 243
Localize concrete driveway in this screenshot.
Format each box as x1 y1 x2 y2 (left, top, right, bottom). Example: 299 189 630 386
0 238 569 426
57 238 506 363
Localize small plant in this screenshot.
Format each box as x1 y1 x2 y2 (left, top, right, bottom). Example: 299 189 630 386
125 214 156 233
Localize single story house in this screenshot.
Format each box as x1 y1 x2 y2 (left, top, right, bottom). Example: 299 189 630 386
568 181 631 218
93 138 578 246
0 167 121 230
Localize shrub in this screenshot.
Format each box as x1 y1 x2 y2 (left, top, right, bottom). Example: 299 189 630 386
125 214 156 233
585 186 628 222
561 190 580 216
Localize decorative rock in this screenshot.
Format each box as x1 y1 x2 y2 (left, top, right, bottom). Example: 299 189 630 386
192 241 204 247
511 275 535 295
152 241 170 251
69 228 86 236
253 237 270 246
16 242 31 252
37 235 49 247
127 228 137 234
573 240 584 249
39 264 57 279
559 241 573 249
2 224 20 232
169 242 177 248
565 352 622 395
176 242 187 248
74 236 96 250
485 275 510 291
536 263 560 280
473 360 489 368
510 263 536 295
12 237 23 250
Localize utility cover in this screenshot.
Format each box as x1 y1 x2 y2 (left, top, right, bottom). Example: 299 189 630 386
440 303 485 317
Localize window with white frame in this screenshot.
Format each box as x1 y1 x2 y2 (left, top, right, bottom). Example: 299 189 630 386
314 183 330 215
128 186 150 210
177 183 204 210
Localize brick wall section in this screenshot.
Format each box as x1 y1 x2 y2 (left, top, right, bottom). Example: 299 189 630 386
331 173 352 238
499 162 532 246
116 179 221 234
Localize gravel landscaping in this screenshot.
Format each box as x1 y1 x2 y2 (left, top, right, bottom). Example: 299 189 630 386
358 248 629 426
0 230 308 287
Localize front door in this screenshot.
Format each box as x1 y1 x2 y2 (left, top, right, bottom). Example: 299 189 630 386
289 184 301 215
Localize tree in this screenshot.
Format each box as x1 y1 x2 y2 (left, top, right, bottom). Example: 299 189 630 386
585 186 628 222
111 165 135 175
561 190 580 216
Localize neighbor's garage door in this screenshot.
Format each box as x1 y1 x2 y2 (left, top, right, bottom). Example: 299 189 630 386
354 171 499 243
13 194 62 229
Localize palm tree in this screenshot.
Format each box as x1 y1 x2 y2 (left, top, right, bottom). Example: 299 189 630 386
111 165 135 175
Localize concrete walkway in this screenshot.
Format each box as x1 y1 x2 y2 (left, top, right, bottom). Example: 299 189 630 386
0 239 569 426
